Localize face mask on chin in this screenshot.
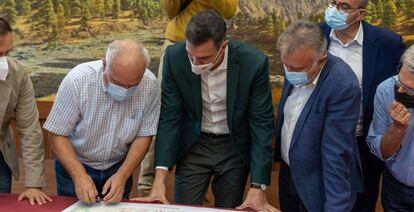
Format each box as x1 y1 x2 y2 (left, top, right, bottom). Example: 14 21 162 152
189 43 226 75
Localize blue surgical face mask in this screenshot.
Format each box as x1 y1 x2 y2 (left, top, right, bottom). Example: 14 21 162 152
325 5 363 31
283 65 309 87
106 73 138 102
325 6 351 30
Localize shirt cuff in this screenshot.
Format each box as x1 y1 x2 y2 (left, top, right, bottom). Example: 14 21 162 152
373 135 397 162
155 166 169 171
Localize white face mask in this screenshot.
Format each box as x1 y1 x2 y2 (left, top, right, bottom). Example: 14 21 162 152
0 56 9 81
189 44 225 75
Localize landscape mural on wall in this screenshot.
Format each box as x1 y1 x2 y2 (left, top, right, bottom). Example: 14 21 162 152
0 0 413 99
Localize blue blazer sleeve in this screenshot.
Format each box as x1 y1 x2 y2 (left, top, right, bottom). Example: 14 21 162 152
321 79 361 211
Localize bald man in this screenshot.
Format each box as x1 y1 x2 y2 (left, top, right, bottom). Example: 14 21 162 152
43 40 160 204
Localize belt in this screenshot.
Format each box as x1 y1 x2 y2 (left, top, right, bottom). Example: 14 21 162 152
200 131 230 139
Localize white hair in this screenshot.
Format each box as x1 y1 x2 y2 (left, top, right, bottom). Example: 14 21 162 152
105 39 151 70
277 20 327 60
402 44 414 73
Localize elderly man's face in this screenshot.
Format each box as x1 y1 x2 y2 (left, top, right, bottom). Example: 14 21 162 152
398 65 414 95
282 46 326 83
103 57 146 89
0 32 13 57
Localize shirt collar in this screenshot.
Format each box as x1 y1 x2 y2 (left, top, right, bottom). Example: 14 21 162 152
330 21 364 47
307 61 327 87
309 64 324 86
100 65 108 93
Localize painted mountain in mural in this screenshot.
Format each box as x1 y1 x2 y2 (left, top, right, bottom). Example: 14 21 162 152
238 0 330 21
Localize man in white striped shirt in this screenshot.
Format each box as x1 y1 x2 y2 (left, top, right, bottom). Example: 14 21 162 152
43 40 160 204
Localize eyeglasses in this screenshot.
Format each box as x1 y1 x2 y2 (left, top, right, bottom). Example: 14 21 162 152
393 75 414 96
328 1 363 14
284 60 318 73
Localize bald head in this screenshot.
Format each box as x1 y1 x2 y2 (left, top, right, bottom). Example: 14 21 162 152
104 39 150 88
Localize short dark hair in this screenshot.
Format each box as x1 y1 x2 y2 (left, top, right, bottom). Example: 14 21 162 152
0 17 13 36
185 10 226 48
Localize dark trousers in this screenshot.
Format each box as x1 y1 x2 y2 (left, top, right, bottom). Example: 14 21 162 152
352 136 384 212
0 152 11 193
382 169 414 212
175 133 249 208
55 159 132 199
279 161 308 212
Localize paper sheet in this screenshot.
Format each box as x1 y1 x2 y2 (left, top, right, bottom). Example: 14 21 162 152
62 201 243 212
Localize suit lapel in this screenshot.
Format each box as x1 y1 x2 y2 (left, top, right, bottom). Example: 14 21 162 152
0 80 12 128
226 42 240 130
289 59 332 150
362 22 379 107
182 54 202 124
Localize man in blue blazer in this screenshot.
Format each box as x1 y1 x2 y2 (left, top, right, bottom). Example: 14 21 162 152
321 1 405 211
275 21 363 212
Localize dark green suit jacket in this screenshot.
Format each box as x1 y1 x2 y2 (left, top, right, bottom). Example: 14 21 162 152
155 40 274 184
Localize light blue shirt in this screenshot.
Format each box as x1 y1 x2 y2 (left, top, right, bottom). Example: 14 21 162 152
367 76 414 187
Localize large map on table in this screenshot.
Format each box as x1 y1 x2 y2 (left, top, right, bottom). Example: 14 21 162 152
63 201 243 212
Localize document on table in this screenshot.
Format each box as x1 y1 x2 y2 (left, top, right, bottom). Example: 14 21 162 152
63 201 245 212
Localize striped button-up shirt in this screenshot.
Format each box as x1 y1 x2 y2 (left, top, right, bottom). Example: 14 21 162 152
43 60 160 170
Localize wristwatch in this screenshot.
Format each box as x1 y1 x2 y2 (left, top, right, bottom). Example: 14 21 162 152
251 183 267 191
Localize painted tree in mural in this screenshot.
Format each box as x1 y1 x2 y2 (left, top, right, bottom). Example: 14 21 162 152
2 0 17 25
80 3 92 31
405 0 414 19
31 0 58 39
59 0 71 18
71 0 82 17
17 0 31 16
121 0 133 10
134 0 159 25
93 0 105 19
113 0 121 19
376 0 385 20
381 0 397 30
398 0 407 18
57 3 66 33
365 1 377 23
105 0 114 17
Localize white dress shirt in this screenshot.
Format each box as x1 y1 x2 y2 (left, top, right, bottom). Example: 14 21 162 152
281 72 321 165
329 22 364 136
156 47 230 171
200 47 229 134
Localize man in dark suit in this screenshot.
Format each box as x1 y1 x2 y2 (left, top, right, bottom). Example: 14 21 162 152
321 1 405 211
135 10 276 211
275 21 363 212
